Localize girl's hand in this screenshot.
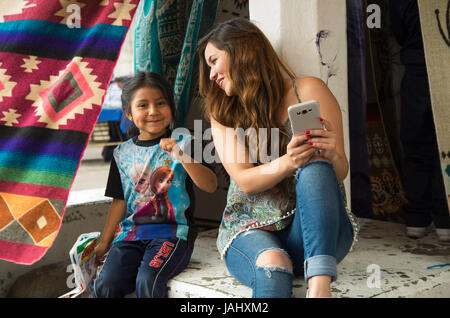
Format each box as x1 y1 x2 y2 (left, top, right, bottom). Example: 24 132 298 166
160 138 183 160
284 134 317 171
94 242 110 267
160 138 192 162
307 117 338 162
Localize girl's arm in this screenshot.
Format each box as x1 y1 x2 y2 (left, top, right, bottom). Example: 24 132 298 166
160 139 218 193
210 118 315 194
95 198 127 265
180 160 217 193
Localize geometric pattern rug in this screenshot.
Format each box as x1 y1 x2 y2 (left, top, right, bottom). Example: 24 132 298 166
0 0 138 264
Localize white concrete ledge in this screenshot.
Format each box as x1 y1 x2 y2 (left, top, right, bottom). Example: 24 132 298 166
66 187 111 206
3 193 450 298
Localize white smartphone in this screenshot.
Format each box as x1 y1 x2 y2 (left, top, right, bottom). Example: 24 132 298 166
287 100 322 136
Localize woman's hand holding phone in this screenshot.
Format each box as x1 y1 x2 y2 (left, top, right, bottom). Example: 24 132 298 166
307 117 339 163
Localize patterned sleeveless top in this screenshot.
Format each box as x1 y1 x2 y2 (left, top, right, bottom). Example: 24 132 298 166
216 79 360 258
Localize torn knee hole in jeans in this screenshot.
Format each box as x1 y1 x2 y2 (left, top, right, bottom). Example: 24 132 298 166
256 248 293 278
256 265 293 278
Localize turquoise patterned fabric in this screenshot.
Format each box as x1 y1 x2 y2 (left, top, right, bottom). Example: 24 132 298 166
173 0 204 127
133 0 218 127
134 0 161 75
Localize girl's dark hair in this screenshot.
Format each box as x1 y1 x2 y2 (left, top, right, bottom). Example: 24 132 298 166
121 72 177 137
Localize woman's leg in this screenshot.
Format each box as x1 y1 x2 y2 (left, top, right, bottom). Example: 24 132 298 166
276 161 354 296
224 230 293 298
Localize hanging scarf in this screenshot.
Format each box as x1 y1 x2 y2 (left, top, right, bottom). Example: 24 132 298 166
134 0 217 127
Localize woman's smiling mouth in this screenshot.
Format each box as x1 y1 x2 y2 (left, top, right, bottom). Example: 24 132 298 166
217 78 224 88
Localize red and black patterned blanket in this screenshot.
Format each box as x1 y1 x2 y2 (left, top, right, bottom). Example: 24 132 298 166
0 0 138 264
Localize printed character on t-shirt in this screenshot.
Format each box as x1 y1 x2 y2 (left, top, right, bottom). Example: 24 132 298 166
130 163 153 210
132 165 175 224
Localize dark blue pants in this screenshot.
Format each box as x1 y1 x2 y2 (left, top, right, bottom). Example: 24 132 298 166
389 0 450 229
91 238 193 298
400 67 449 228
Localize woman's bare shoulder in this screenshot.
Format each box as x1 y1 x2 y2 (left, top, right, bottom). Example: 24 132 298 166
282 76 328 109
294 76 332 101
296 76 326 91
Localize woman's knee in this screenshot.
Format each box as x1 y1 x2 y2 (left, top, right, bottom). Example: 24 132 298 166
296 161 335 185
295 161 340 201
255 249 293 274
254 249 293 297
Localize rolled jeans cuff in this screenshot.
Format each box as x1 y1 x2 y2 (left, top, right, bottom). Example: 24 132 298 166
304 255 337 282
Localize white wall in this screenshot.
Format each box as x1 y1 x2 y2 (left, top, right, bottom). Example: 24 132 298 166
113 14 135 78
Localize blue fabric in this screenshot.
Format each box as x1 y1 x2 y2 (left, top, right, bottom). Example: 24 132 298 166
173 0 204 127
347 0 373 218
97 108 123 122
133 0 216 127
224 161 354 298
134 0 161 74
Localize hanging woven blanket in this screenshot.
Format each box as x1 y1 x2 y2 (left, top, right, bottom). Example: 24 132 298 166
0 0 138 264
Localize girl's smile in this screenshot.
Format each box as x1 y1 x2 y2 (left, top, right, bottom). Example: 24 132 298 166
127 86 172 140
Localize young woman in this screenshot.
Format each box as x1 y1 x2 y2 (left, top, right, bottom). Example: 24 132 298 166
91 72 217 298
198 18 359 298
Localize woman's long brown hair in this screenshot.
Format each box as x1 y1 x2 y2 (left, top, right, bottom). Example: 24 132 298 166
198 18 296 199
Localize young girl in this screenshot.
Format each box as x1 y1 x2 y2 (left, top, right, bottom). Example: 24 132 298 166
198 18 359 298
91 72 217 298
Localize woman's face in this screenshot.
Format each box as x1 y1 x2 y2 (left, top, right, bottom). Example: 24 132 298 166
204 42 235 96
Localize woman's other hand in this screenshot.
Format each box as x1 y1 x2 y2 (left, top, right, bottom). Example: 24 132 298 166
307 117 338 163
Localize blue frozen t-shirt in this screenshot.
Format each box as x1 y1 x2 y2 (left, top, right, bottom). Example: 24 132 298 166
105 130 205 245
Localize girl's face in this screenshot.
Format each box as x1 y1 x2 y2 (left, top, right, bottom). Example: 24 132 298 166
204 42 235 96
127 86 172 140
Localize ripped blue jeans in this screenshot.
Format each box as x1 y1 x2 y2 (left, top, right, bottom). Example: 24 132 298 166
224 161 354 298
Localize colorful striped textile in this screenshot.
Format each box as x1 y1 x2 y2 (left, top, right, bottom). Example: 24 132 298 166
0 0 138 264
